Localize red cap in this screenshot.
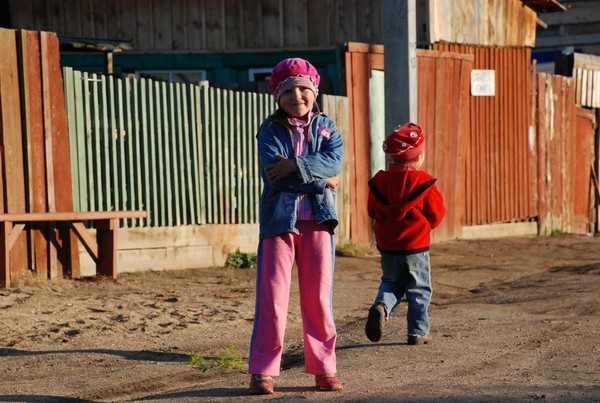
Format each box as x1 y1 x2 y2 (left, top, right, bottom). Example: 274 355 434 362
382 122 425 160
268 58 320 101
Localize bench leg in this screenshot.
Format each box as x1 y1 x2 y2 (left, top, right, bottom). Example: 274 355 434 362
0 222 11 288
96 219 117 279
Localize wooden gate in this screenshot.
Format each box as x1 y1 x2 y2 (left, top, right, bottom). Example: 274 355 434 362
536 73 596 235
345 43 473 244
435 44 537 226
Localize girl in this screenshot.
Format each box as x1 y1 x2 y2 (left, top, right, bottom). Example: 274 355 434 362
248 58 343 394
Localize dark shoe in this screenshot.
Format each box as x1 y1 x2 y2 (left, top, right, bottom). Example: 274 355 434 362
407 333 432 345
365 304 386 342
249 374 274 395
315 374 343 391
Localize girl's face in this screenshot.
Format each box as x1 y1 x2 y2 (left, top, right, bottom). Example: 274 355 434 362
278 86 315 118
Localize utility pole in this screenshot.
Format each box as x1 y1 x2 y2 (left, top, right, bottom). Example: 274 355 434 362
383 0 417 134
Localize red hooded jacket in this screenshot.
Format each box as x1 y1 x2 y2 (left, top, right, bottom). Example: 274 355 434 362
367 164 445 254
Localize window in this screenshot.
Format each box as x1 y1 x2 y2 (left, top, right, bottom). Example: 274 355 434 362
135 70 207 84
248 68 272 82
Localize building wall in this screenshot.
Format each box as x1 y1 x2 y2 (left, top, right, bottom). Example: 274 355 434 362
536 0 600 55
7 0 540 53
7 0 385 52
429 0 538 47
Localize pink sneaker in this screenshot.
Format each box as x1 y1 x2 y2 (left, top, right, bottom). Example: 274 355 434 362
249 374 274 395
315 374 343 391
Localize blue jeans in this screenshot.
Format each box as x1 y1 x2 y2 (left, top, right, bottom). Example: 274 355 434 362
373 251 432 336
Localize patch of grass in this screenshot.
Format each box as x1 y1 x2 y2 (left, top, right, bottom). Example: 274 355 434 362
9 271 73 289
225 249 257 269
335 242 378 257
189 345 246 372
550 229 569 237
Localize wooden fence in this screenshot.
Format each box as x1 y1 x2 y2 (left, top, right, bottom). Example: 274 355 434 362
62 68 352 241
0 28 80 279
571 53 600 109
536 73 596 235
344 43 474 244
8 0 386 52
434 44 537 226
63 68 272 227
343 42 598 243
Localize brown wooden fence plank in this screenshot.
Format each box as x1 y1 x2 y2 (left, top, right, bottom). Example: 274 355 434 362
508 47 516 220
322 94 350 244
466 47 477 224
433 57 453 239
417 54 435 148
352 52 373 245
537 73 550 234
490 47 499 222
510 47 518 219
541 73 574 234
500 47 509 220
420 55 437 222
451 52 470 238
0 134 3 221
417 49 471 241
478 46 489 224
41 31 80 278
512 48 521 219
529 60 538 220
556 76 567 229
457 52 471 231
0 28 29 278
573 107 595 234
20 29 50 277
345 50 372 244
563 76 573 228
486 47 493 222
522 48 532 219
475 46 483 224
438 57 457 240
549 75 560 230
39 31 59 278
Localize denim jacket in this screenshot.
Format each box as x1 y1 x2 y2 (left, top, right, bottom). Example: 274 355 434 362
256 112 344 239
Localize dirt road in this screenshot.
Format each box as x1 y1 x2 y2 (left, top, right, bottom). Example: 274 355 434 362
1 235 599 402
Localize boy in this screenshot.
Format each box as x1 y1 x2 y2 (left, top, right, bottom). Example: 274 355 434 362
365 122 445 345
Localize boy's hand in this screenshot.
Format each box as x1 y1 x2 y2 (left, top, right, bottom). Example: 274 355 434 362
326 175 340 189
266 153 298 182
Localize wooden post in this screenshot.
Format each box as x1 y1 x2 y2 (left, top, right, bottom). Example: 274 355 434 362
383 0 418 133
96 218 117 278
0 222 10 288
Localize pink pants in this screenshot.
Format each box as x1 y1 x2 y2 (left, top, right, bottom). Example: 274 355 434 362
248 221 338 376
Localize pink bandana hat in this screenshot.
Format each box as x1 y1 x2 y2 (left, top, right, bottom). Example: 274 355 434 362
268 58 320 101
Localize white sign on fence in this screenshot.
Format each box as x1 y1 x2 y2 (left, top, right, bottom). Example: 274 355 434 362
471 69 496 96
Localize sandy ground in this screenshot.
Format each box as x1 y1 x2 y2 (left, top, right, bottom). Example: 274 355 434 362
1 235 599 402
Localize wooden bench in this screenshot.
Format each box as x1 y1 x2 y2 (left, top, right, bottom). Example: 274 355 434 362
0 211 147 288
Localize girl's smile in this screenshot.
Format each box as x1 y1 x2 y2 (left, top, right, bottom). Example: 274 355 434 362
279 86 315 118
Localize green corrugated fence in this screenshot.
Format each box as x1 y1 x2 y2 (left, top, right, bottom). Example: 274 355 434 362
62 67 276 227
